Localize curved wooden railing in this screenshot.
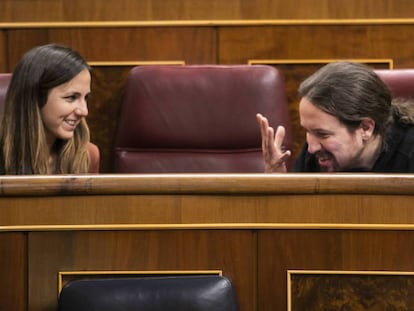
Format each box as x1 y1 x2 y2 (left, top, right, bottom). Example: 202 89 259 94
0 173 413 196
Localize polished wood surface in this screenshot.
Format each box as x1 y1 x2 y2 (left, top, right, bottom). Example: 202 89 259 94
1 174 414 311
1 173 414 195
1 174 414 227
2 0 414 21
0 233 26 311
259 230 414 311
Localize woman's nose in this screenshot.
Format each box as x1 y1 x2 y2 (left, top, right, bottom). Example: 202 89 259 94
75 99 88 116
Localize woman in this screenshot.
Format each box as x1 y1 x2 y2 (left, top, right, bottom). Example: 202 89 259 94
257 61 414 173
0 43 99 174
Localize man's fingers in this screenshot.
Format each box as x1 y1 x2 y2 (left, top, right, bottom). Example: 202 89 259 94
274 125 286 149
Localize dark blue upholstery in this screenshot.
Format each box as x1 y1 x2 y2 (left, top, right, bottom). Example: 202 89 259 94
58 275 239 311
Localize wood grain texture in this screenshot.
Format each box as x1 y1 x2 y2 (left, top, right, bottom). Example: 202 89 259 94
1 174 414 195
0 233 26 311
2 0 414 21
1 174 414 227
5 27 217 68
0 31 6 72
259 230 414 311
289 272 414 311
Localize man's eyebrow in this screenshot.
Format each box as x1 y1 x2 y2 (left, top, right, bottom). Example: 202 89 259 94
302 126 333 134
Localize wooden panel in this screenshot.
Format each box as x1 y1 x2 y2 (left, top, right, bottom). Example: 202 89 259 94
1 175 414 227
28 230 256 311
258 230 414 311
0 233 26 311
2 0 414 21
6 27 217 69
0 30 6 72
288 271 414 310
0 175 414 310
4 29 50 72
219 25 414 66
4 193 414 227
88 66 132 172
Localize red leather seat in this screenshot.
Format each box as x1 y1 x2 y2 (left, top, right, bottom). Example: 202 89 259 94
375 69 414 99
112 65 292 173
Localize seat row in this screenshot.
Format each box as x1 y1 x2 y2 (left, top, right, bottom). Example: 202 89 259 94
1 66 414 173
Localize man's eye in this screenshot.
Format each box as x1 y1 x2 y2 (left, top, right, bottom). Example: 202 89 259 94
317 133 330 139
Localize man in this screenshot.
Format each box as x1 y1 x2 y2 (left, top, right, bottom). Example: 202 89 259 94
256 61 414 173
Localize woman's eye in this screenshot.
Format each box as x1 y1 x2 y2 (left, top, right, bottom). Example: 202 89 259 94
64 95 77 102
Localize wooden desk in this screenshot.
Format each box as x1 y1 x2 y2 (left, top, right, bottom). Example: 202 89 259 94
1 174 414 311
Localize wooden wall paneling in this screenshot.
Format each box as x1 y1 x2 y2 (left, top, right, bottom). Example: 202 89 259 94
218 24 414 67
88 66 133 173
258 229 414 311
2 1 414 21
5 29 52 71
288 270 414 310
6 27 217 67
5 26 218 72
2 175 414 228
0 30 7 72
0 232 26 311
28 230 257 311
5 192 414 227
1 175 414 311
0 1 64 22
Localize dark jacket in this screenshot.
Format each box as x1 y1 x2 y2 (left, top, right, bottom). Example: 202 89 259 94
291 121 414 173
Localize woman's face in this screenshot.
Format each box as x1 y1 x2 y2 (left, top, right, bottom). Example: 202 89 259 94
41 69 91 146
299 97 368 172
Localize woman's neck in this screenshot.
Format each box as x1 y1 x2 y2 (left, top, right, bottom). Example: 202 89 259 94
47 152 57 174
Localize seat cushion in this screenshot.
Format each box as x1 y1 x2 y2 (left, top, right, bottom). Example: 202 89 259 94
58 275 239 311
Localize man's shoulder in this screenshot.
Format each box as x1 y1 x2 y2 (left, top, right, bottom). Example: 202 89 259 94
393 122 414 156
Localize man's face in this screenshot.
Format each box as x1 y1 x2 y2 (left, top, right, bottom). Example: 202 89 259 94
299 97 367 172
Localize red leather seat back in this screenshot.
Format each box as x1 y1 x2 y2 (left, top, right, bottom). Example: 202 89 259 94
112 65 292 173
375 69 414 99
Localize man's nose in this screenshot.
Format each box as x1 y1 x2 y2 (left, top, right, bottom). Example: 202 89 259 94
306 133 321 154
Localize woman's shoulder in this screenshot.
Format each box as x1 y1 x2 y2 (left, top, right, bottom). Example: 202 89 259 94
87 142 100 173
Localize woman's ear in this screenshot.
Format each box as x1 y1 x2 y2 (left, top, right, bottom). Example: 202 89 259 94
360 118 376 140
